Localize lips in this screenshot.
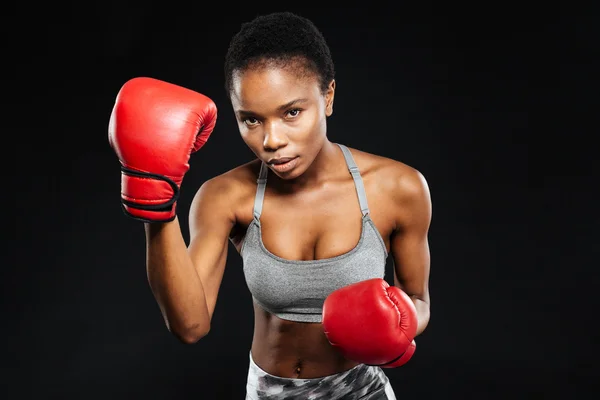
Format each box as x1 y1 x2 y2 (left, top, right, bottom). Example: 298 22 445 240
268 157 296 165
268 156 299 173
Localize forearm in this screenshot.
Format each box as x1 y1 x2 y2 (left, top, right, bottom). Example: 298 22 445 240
145 217 210 343
393 274 430 337
411 297 430 337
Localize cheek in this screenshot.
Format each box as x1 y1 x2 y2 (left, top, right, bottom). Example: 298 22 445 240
297 109 326 141
239 127 255 143
239 126 264 151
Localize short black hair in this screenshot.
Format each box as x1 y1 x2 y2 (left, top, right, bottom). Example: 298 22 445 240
224 12 335 96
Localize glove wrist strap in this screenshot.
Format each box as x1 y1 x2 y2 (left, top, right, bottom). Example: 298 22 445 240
120 166 180 223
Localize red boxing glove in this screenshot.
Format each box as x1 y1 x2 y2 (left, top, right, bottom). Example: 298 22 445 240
108 77 217 222
381 340 416 368
322 278 418 368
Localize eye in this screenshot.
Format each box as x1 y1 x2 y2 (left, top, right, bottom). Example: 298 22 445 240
243 117 259 126
286 108 302 118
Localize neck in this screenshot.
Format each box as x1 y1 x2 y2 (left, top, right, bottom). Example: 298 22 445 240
272 140 342 191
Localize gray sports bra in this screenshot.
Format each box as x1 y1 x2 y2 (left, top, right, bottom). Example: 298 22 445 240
241 143 388 323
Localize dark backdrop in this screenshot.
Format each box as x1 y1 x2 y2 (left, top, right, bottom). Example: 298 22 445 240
7 3 598 399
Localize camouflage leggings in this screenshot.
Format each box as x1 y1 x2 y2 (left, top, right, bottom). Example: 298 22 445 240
245 353 397 400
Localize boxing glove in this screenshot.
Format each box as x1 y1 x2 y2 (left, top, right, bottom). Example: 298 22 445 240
381 340 416 368
108 77 217 222
322 278 418 368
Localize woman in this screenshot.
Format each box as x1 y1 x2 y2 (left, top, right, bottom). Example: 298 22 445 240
109 11 431 400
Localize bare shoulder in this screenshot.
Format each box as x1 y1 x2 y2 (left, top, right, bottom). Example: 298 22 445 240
346 146 431 205
189 159 261 221
195 159 259 195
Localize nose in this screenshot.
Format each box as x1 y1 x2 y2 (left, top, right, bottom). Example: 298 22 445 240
263 124 288 151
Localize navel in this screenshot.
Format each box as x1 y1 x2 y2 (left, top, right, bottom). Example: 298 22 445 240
294 359 303 376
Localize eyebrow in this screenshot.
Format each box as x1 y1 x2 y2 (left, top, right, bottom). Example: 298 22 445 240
237 98 309 116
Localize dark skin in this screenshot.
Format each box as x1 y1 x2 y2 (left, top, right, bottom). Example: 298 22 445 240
145 59 431 379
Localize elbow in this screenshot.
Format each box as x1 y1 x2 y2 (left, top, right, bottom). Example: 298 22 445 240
169 322 210 344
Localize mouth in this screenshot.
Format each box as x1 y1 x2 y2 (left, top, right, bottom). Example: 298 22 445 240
267 156 299 173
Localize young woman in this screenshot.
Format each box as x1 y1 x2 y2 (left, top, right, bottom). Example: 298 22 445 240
109 11 431 400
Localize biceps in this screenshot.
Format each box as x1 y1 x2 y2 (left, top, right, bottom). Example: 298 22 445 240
188 230 229 282
391 231 430 299
188 230 230 318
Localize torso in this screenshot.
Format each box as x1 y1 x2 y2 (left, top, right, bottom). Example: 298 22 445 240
226 147 404 378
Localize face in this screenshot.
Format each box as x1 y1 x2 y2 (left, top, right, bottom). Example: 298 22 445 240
229 63 335 180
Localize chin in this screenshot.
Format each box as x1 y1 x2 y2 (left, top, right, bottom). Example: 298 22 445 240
277 171 302 181
271 168 303 181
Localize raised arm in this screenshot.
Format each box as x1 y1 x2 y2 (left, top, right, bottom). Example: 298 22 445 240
107 77 222 344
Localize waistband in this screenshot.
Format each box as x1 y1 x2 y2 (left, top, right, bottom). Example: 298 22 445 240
246 352 395 400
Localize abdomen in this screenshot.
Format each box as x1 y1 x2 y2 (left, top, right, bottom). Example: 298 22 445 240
249 303 360 379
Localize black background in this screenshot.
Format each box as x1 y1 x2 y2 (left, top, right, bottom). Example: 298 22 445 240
6 2 598 399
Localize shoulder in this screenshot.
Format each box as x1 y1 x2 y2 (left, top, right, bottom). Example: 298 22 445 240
347 146 430 199
190 159 261 217
198 159 260 192
347 146 431 223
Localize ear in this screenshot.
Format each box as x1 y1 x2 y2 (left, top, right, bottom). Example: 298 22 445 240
325 79 336 117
